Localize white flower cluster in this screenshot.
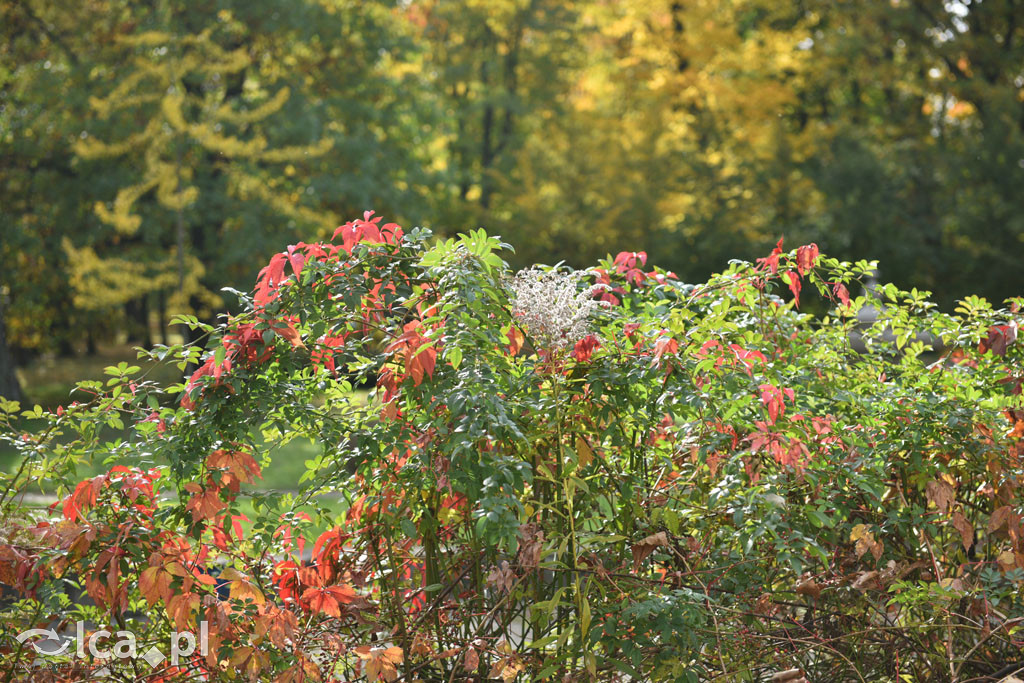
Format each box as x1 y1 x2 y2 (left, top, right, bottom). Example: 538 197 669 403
508 267 608 348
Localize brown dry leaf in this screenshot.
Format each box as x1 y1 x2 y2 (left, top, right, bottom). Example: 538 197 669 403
926 479 955 514
951 510 974 553
850 524 883 562
410 632 432 658
989 505 1013 533
487 560 514 594
575 437 594 467
752 593 778 616
489 657 525 683
356 646 403 683
795 577 821 600
997 550 1017 569
850 570 880 592
516 524 545 571
771 669 805 683
463 647 479 673
632 531 669 572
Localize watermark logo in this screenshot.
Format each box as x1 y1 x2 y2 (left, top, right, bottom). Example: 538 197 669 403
14 621 208 668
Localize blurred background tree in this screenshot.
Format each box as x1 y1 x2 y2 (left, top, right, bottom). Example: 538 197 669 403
2 0 1022 399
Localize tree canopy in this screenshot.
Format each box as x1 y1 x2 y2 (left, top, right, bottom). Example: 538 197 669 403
2 0 1023 361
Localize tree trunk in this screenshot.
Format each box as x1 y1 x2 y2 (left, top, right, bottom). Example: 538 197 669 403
158 290 168 345
0 305 25 403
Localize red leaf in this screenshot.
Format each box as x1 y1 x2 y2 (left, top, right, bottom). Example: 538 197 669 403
506 326 525 355
301 584 357 617
62 478 102 522
572 335 600 362
756 238 784 275
795 243 819 275
285 244 306 279
979 324 1017 356
653 333 678 362
833 283 850 307
255 253 289 308
406 345 437 387
784 271 802 307
758 384 793 425
272 317 305 349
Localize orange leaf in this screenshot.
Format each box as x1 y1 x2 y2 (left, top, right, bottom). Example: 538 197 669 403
207 449 261 485
139 566 171 607
185 483 226 522
506 326 525 355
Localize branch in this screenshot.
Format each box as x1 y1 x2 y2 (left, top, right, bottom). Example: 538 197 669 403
17 1 80 67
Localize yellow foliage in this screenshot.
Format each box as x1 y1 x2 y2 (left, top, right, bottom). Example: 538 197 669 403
80 19 330 232
257 136 334 163
116 31 174 47
93 176 159 235
63 240 220 315
74 120 160 160
215 87 291 125
226 168 338 229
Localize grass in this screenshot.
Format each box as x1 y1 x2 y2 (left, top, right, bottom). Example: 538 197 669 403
6 345 363 495
6 345 356 541
2 428 326 492
15 344 184 410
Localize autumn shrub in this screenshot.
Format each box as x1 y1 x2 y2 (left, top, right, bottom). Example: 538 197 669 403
2 215 1024 682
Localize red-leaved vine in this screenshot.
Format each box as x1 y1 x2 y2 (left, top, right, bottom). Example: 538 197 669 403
2 217 1024 682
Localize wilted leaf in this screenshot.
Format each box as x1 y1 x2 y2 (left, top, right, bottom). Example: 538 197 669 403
795 577 821 600
850 524 883 562
575 436 594 467
989 505 1013 533
997 550 1017 569
926 479 955 514
463 647 479 672
951 511 974 553
487 560 514 594
516 524 544 571
632 531 669 572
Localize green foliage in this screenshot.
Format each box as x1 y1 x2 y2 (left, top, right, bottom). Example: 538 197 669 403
2 222 1023 681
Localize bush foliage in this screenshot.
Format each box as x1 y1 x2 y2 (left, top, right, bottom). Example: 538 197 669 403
2 215 1024 681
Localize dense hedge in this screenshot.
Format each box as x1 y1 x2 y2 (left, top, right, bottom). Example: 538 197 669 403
2 216 1024 682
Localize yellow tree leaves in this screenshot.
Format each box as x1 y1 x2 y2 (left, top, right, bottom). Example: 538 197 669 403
72 13 336 326
62 239 217 312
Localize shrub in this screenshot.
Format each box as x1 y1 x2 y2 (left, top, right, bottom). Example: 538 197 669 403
2 216 1023 682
